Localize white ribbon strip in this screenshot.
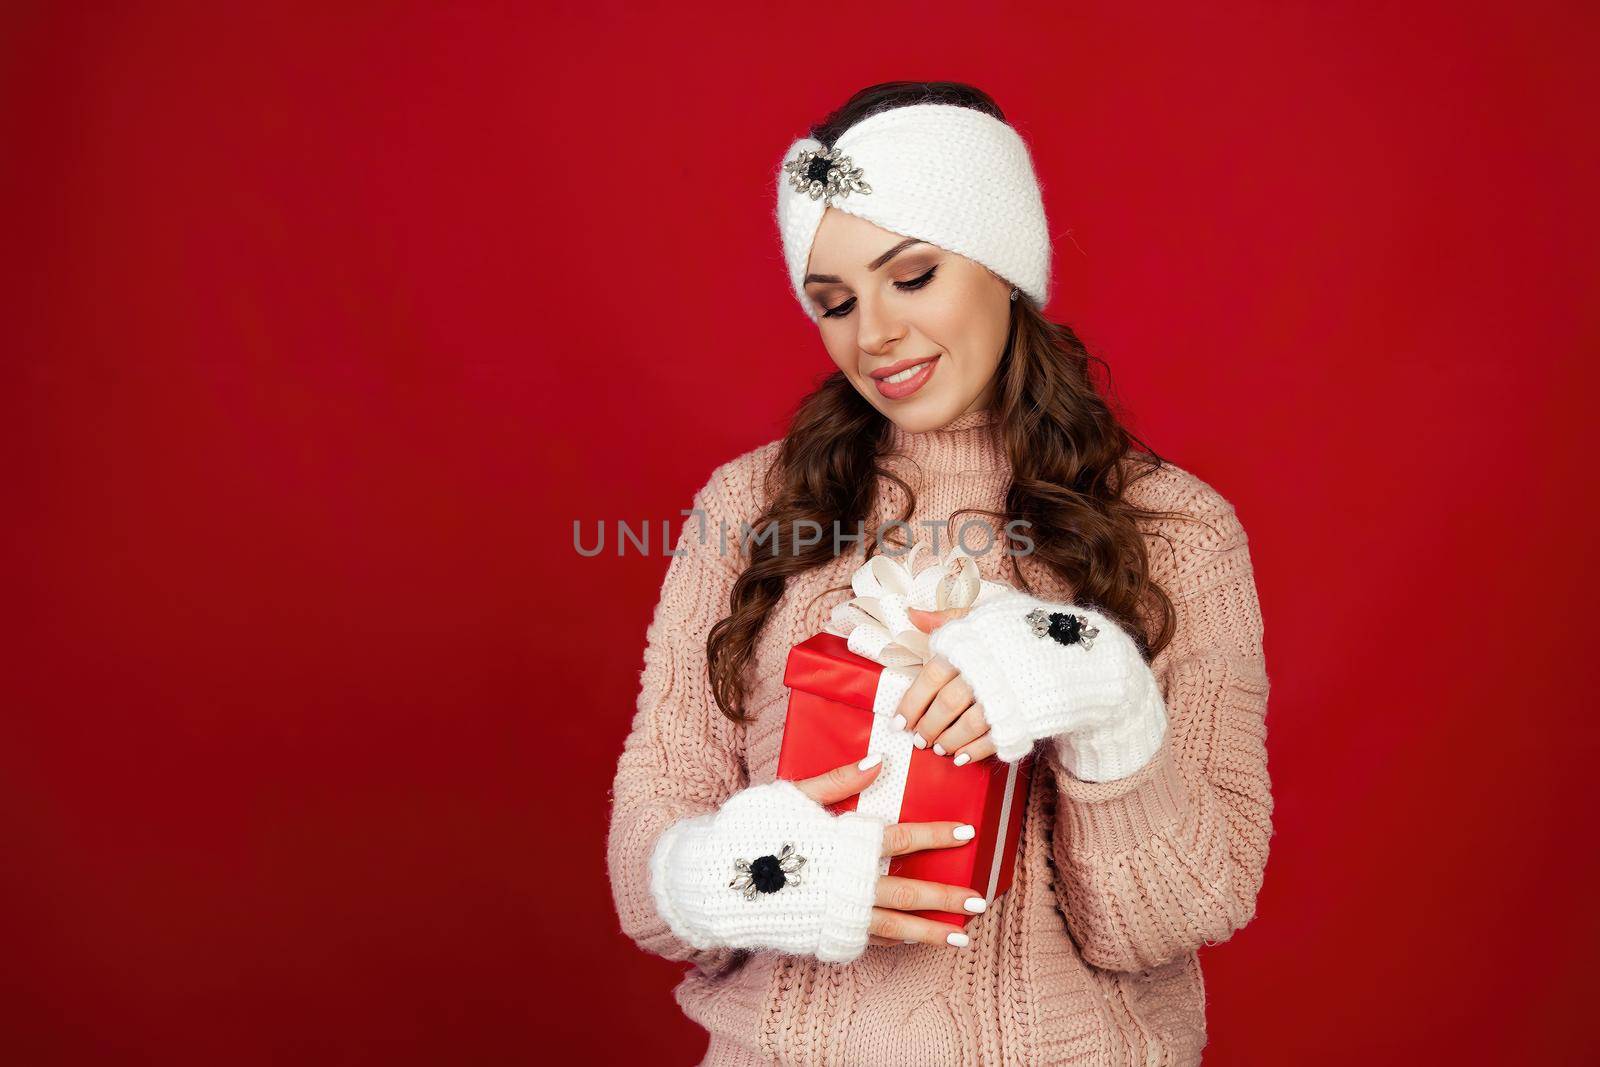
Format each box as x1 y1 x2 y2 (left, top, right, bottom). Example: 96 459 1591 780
852 661 1020 901
857 665 917 876
985 761 1020 902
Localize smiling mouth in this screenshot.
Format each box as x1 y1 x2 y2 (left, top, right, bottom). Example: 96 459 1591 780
880 362 932 384
870 355 941 400
870 355 940 382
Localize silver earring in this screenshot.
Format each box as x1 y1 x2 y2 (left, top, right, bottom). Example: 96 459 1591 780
1010 287 1020 302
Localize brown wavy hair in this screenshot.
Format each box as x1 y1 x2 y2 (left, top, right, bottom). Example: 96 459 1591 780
707 81 1199 724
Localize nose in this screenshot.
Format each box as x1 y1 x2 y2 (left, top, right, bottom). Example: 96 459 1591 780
855 292 906 357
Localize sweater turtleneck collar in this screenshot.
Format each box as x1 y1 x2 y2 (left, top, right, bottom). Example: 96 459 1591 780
883 407 1009 475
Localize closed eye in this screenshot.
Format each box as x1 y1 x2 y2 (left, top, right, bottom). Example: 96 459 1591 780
820 265 939 320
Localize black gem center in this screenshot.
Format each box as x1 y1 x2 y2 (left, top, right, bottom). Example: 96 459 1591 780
1046 612 1082 645
749 854 787 893
804 157 834 185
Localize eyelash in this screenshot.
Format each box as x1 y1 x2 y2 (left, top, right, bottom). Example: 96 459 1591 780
820 266 938 319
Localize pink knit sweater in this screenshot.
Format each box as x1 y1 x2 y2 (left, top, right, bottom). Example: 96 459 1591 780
607 408 1272 1066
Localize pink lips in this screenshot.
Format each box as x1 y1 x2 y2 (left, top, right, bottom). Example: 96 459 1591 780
871 355 940 400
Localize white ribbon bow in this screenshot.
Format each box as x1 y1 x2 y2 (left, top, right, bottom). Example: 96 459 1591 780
826 542 1017 668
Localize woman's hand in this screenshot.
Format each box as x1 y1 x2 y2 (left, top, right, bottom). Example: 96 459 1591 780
892 605 998 766
921 592 1169 778
793 756 988 948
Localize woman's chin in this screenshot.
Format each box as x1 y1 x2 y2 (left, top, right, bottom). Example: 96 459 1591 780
872 394 968 432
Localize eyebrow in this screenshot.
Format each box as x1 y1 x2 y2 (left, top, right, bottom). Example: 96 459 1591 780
803 238 928 285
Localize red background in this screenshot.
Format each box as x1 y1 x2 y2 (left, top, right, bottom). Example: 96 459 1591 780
6 3 1597 1063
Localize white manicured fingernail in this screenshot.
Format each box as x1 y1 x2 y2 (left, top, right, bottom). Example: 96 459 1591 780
912 733 927 749
891 714 907 731
946 932 970 948
903 939 918 944
857 752 883 771
964 897 987 913
933 743 946 756
953 824 976 841
953 753 971 767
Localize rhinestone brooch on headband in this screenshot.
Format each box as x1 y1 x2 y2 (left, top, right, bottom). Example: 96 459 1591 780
730 843 807 899
783 146 871 204
1026 608 1100 651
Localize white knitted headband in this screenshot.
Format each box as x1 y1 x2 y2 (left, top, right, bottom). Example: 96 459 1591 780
775 102 1052 323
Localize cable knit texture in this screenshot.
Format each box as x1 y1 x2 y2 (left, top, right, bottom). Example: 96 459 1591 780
606 408 1272 1066
650 780 887 964
927 593 1169 780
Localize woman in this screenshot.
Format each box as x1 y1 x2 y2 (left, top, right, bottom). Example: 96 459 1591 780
606 81 1271 1066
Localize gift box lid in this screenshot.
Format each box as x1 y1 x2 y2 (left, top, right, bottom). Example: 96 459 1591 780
782 632 884 714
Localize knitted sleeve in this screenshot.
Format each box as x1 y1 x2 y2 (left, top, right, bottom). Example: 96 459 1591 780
604 458 757 973
1045 489 1272 973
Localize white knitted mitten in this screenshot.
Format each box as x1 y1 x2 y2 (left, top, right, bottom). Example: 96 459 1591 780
649 780 887 964
926 591 1168 781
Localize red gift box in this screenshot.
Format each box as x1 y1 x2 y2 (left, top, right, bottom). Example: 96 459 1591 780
775 631 1033 928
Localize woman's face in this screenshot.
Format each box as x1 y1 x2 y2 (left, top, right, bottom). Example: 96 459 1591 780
802 207 1014 432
